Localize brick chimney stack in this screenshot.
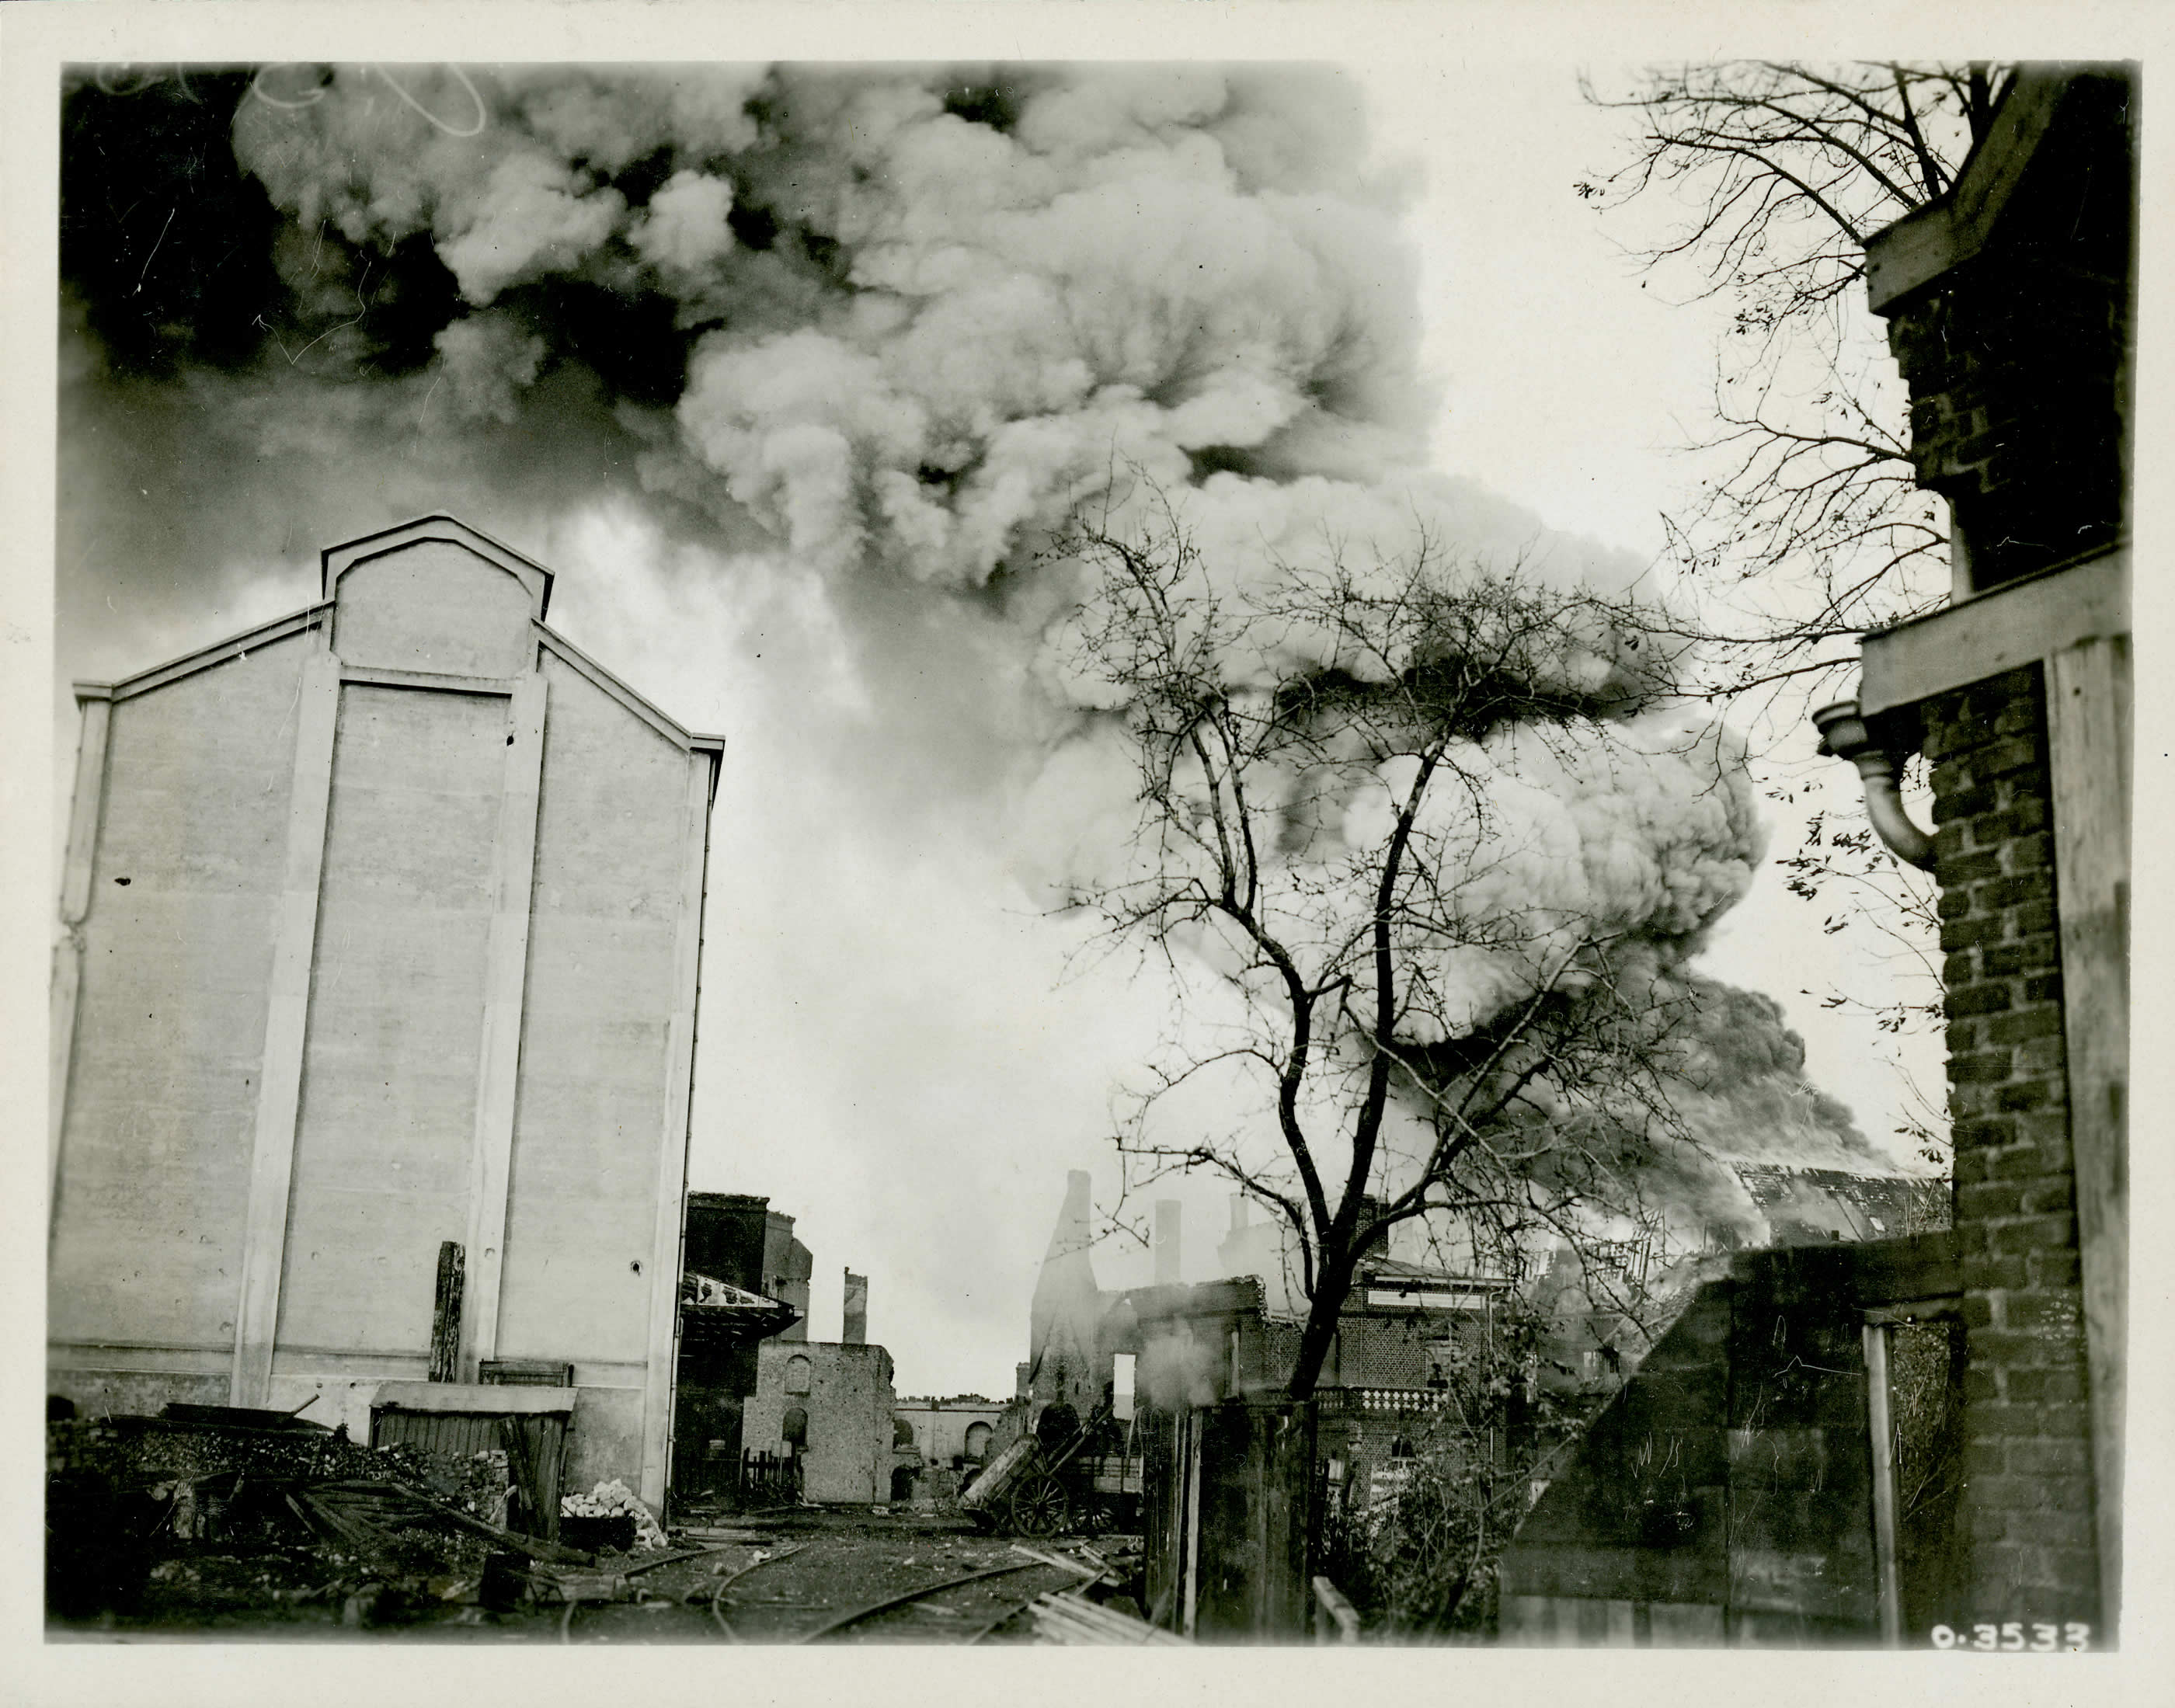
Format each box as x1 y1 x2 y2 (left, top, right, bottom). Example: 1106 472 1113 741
1154 1200 1181 1286
842 1268 868 1344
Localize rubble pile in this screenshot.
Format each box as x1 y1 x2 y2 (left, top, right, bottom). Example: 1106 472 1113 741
561 1479 669 1550
46 1406 579 1628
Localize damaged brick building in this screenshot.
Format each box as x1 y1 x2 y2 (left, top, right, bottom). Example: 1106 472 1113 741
1501 64 2132 1647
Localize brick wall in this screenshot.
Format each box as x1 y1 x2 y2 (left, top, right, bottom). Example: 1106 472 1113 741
1500 1238 1962 1644
1923 665 2100 1630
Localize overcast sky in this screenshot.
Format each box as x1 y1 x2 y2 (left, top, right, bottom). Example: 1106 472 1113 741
37 52 1946 1404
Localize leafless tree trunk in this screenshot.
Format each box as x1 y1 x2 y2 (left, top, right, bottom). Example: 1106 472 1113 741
1051 496 1728 1401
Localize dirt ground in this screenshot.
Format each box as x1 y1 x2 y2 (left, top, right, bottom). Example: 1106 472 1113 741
50 1507 1140 1645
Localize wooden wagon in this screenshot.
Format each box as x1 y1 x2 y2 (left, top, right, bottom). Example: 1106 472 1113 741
959 1403 1142 1536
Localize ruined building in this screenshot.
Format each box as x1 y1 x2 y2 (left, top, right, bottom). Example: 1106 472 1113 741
48 517 723 1508
673 1192 802 1503
741 1271 900 1504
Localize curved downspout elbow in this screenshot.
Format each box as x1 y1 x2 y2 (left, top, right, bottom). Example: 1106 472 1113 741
1811 699 1936 871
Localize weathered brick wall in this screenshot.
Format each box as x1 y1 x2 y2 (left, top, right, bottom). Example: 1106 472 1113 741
1923 665 2100 1630
1499 1238 1961 1644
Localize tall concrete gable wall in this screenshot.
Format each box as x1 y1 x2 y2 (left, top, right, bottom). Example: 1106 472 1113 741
48 518 721 1506
49 625 315 1377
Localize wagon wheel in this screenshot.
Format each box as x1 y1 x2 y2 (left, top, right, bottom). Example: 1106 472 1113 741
1008 1473 1070 1537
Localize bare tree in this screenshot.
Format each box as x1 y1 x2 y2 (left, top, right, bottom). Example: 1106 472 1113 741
1053 499 1735 1400
1779 794 1949 1178
1578 62 2002 704
1578 64 1999 1177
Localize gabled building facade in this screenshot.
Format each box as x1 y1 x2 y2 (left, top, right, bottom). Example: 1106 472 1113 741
47 517 723 1505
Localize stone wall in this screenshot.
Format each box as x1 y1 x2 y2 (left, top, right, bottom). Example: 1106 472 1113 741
1922 665 2100 1630
744 1341 896 1504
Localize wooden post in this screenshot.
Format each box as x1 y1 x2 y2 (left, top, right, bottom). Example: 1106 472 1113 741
1863 1320 1902 1647
430 1241 466 1383
1181 1408 1203 1640
460 673 547 1377
49 691 112 1236
2045 635 2128 1638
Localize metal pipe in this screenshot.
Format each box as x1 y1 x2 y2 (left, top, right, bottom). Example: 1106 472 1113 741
1812 699 1936 871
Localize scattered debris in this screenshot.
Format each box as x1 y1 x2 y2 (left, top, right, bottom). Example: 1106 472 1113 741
1028 1588 1187 1645
1008 1542 1102 1581
46 1407 586 1628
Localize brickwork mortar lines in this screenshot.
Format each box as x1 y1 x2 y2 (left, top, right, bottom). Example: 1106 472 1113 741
1921 665 2097 1612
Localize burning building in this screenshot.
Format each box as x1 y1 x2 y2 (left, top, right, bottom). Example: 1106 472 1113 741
47 517 722 1506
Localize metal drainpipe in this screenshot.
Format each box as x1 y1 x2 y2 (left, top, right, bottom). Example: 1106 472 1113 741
1811 699 1937 871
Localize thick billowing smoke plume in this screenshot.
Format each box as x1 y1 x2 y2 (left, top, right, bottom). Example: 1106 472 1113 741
60 64 1895 1334
214 64 1433 581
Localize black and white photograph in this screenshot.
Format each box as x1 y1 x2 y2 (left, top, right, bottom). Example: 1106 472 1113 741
6 1 2157 1682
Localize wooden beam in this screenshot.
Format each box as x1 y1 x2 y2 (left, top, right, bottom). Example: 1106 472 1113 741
1864 70 2071 311
638 749 717 1508
2044 634 2129 1639
459 673 548 1376
231 649 341 1408
1859 550 2127 720
430 1241 466 1383
49 694 112 1232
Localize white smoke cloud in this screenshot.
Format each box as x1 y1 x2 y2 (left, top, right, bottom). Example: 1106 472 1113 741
232 64 1429 598
632 169 736 279
432 310 547 423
